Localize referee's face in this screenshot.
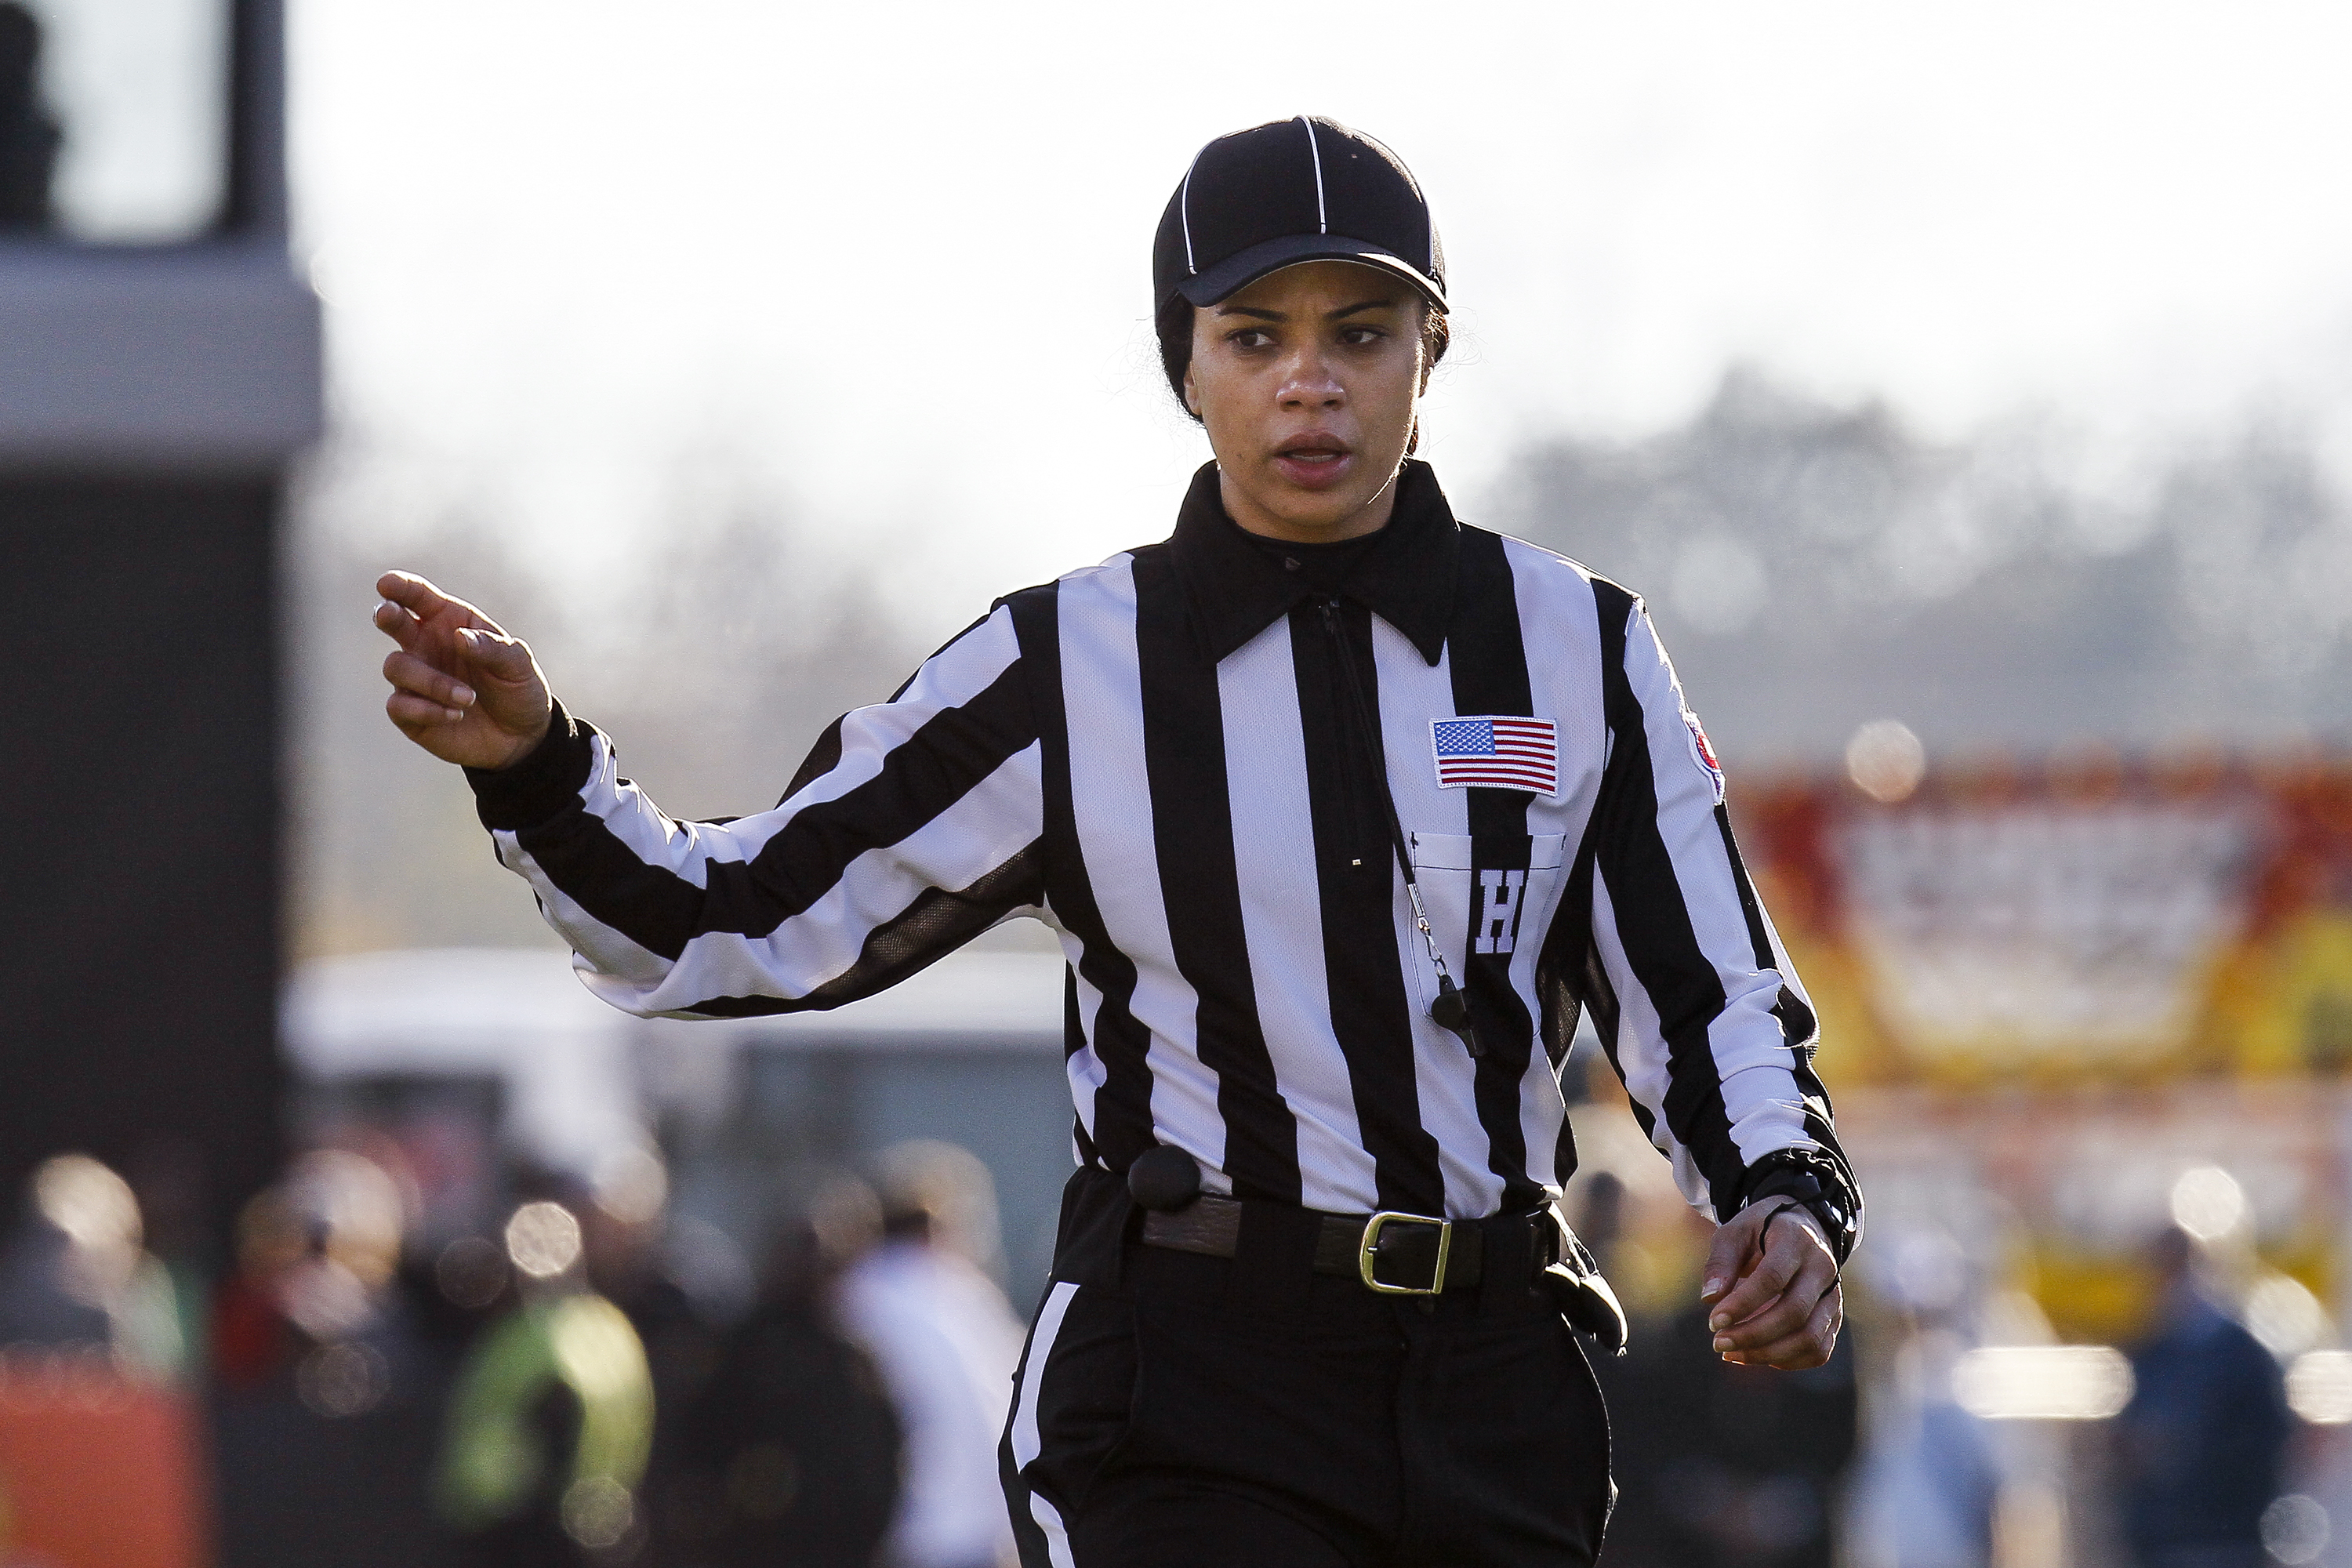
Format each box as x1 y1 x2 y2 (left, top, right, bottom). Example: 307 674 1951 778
1183 260 1428 544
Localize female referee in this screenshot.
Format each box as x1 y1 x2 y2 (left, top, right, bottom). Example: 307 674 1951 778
375 115 1861 1567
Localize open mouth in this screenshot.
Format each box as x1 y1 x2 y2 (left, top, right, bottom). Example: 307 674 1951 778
1273 436 1353 488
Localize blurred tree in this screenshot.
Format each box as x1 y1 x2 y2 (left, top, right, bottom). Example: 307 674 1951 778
1492 370 2352 762
287 441 930 959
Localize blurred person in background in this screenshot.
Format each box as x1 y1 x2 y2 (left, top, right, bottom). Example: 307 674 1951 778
0 1153 184 1378
213 1147 413 1401
840 1141 1025 1568
212 1145 447 1567
572 1147 756 1566
435 1183 655 1566
123 1138 216 1383
1841 1227 2000 1568
371 113 1862 1567
0 1156 209 1568
669 1174 903 1567
2113 1225 2292 1568
0 2 56 229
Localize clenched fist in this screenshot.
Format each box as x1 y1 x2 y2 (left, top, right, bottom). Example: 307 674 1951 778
1697 1200 1843 1370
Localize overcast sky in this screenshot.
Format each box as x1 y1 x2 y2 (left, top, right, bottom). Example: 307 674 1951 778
291 0 2352 619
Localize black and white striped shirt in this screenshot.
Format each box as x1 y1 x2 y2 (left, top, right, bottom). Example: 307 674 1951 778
470 461 1859 1237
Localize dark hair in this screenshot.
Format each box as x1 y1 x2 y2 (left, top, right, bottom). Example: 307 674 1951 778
1155 293 1450 418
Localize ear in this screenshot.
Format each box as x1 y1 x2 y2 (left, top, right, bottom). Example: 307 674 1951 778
1182 361 1201 418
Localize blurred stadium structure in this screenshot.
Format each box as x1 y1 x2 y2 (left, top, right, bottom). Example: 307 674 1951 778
0 0 319 1559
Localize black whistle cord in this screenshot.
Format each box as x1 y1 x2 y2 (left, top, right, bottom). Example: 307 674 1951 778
1316 597 1484 1059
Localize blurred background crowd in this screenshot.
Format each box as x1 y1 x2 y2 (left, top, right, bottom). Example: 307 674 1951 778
0 1119 1033 1568
5 0 2352 1566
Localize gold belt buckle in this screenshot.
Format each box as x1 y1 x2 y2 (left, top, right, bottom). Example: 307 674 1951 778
1359 1210 1453 1295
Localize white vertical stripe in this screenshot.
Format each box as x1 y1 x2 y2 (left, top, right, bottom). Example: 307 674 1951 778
1508 854 1575 1193
1589 865 1713 1213
1009 1280 1080 1568
1501 539 1610 842
1367 619 1499 1218
1218 618 1376 1213
1056 560 1229 1189
1008 1281 1076 1466
1621 604 1813 1171
1029 1495 1077 1568
1503 539 1613 1190
1062 946 1109 1149
1300 115 1327 234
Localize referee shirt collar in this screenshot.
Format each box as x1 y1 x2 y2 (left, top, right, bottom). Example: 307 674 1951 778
1171 457 1461 666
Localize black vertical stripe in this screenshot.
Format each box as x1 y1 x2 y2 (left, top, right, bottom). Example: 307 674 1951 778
1584 581 1747 1215
1065 973 1101 1169
1711 807 1853 1171
1131 549 1302 1203
776 713 846 806
1004 582 1156 1173
1000 1435 1052 1568
1443 526 1545 1206
1292 599 1446 1214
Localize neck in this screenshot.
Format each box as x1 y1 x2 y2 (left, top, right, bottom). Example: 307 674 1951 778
1218 466 1401 544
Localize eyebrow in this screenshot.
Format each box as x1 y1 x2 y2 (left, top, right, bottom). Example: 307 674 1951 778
1213 297 1402 322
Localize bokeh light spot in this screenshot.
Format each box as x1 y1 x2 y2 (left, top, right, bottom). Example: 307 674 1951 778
1844 720 1926 804
505 1201 583 1279
2169 1164 2247 1242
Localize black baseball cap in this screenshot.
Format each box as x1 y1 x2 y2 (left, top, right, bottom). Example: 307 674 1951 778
1153 116 1446 316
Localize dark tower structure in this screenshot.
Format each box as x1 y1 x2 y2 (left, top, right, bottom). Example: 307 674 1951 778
0 0 319 1250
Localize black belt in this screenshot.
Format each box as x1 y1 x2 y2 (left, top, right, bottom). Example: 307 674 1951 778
1139 1193 1552 1296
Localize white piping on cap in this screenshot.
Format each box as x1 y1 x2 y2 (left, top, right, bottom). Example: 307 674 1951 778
1301 115 1327 234
1179 148 1202 274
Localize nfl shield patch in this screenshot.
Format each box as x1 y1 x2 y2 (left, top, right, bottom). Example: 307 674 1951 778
1431 716 1559 795
1684 711 1726 803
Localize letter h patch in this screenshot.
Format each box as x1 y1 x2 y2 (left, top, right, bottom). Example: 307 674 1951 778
1473 869 1530 955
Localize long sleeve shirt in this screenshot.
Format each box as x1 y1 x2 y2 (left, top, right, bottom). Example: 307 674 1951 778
468 460 1860 1235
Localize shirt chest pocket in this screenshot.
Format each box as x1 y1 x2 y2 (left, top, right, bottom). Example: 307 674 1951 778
1404 832 1570 1000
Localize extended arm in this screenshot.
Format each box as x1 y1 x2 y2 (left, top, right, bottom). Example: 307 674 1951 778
376 573 1047 1018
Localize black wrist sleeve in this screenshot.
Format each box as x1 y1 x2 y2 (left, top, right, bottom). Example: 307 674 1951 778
1734 1147 1861 1268
464 698 596 831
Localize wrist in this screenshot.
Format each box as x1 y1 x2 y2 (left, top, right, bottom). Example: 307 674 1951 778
488 706 554 770
1762 1200 1831 1254
1738 1148 1861 1268
466 699 593 829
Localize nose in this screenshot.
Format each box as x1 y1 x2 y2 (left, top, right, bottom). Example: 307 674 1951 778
1277 343 1345 411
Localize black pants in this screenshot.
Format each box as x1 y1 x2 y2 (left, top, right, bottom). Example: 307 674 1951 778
1000 1174 1612 1567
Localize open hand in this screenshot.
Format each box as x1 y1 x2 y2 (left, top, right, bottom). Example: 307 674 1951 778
372 571 552 770
1698 1201 1842 1370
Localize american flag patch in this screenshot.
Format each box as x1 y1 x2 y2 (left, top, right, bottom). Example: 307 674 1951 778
1430 716 1559 795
